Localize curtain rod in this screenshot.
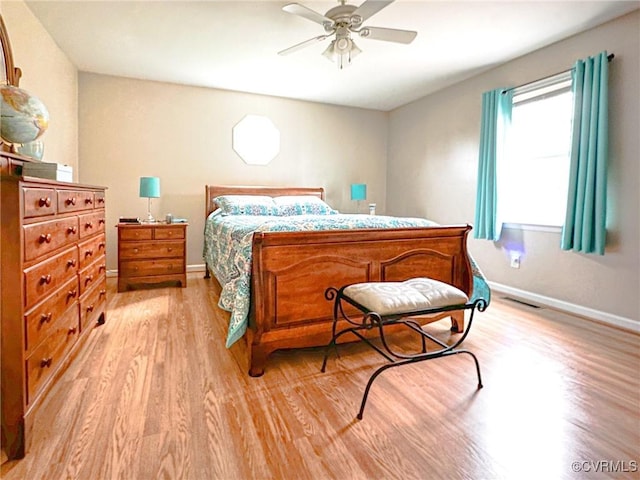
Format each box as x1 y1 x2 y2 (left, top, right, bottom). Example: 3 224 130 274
502 53 614 94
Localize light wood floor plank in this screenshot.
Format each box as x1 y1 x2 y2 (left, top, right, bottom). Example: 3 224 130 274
2 274 639 479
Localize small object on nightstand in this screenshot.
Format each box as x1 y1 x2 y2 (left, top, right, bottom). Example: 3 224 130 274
368 203 376 215
119 217 140 224
165 213 173 224
172 217 188 223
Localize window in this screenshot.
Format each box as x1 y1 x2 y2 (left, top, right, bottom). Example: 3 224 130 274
499 73 573 228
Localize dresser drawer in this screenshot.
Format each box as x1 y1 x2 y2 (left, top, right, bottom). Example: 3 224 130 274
79 211 106 239
120 227 153 241
78 234 106 269
24 247 79 309
24 217 79 262
120 259 185 277
23 187 56 218
57 190 94 213
155 226 185 240
80 278 107 332
24 277 79 355
78 256 107 296
25 306 79 405
119 241 184 260
94 191 106 208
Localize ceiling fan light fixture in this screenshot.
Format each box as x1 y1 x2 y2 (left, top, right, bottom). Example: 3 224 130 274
322 37 361 69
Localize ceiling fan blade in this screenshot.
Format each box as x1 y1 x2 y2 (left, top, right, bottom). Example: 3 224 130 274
278 35 330 56
358 26 417 44
352 0 395 23
282 3 334 26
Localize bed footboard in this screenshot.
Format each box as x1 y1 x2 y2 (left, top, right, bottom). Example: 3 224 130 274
247 225 473 376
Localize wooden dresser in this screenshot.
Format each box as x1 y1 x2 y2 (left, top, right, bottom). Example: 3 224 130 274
1 152 107 459
117 223 187 292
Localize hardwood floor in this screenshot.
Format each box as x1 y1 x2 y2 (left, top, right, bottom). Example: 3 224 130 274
2 274 639 479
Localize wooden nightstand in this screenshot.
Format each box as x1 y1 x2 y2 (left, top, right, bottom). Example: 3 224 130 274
116 223 187 292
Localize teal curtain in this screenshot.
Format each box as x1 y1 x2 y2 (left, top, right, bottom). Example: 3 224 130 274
474 88 513 241
561 51 609 255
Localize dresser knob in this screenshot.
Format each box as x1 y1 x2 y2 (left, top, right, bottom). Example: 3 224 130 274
40 312 53 324
85 198 93 205
39 197 52 207
68 327 77 335
40 358 53 368
67 259 77 268
133 248 139 254
97 197 105 204
99 218 105 225
39 233 52 244
167 248 173 252
87 305 94 313
99 242 106 250
85 221 93 229
85 275 94 285
68 289 78 299
67 226 77 234
99 289 106 297
40 274 52 285
85 249 93 257
99 264 106 272
66 197 77 206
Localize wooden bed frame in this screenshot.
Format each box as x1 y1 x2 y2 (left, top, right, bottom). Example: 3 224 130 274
205 185 474 376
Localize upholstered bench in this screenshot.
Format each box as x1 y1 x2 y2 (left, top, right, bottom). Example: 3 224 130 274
321 277 487 419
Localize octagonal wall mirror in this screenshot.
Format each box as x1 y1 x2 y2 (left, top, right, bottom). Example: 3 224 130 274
232 115 280 166
1 14 22 87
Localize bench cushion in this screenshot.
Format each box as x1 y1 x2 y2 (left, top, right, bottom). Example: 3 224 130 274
343 278 469 316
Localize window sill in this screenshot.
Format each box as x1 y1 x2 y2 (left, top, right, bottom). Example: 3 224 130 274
502 223 562 233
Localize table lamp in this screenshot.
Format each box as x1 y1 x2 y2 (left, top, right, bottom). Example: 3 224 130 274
350 183 367 213
139 176 160 223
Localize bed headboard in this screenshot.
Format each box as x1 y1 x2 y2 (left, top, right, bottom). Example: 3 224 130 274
205 185 325 217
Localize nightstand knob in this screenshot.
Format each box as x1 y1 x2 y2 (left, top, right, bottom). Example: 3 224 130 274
68 327 77 335
133 248 139 254
86 304 94 313
39 197 51 207
68 289 77 299
39 233 52 244
40 274 52 285
167 248 173 252
67 259 77 268
40 312 53 324
40 358 53 368
67 226 77 234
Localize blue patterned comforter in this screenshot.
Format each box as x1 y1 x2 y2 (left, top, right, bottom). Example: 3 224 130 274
203 212 490 347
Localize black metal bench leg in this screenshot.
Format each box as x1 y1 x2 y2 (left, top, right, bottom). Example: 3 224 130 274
357 362 399 420
456 349 483 389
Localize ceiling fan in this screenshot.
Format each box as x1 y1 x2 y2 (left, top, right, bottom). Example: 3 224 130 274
278 0 417 69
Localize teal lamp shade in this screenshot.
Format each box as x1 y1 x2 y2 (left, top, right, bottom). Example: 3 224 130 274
350 183 367 201
139 176 160 198
139 176 160 222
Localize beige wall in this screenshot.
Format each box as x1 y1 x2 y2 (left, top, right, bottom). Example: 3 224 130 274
2 2 78 178
387 11 640 323
78 73 388 271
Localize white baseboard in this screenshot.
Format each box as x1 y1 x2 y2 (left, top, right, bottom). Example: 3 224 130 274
489 281 639 333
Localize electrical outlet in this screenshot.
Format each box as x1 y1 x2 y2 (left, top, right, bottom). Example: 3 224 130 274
510 253 521 269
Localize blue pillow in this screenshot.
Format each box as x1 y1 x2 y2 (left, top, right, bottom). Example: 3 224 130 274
214 195 280 216
273 196 337 215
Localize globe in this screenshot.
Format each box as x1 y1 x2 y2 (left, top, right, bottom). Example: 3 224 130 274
0 85 49 144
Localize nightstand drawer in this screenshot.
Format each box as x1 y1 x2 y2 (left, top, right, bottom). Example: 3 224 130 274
155 227 185 239
120 227 153 241
119 241 184 260
120 259 185 277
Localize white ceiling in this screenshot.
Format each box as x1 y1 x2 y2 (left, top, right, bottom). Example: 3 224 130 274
24 0 639 111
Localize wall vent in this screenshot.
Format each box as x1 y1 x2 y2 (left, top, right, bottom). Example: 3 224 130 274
501 296 542 309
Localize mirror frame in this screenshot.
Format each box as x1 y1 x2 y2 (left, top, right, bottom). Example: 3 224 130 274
1 14 22 87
